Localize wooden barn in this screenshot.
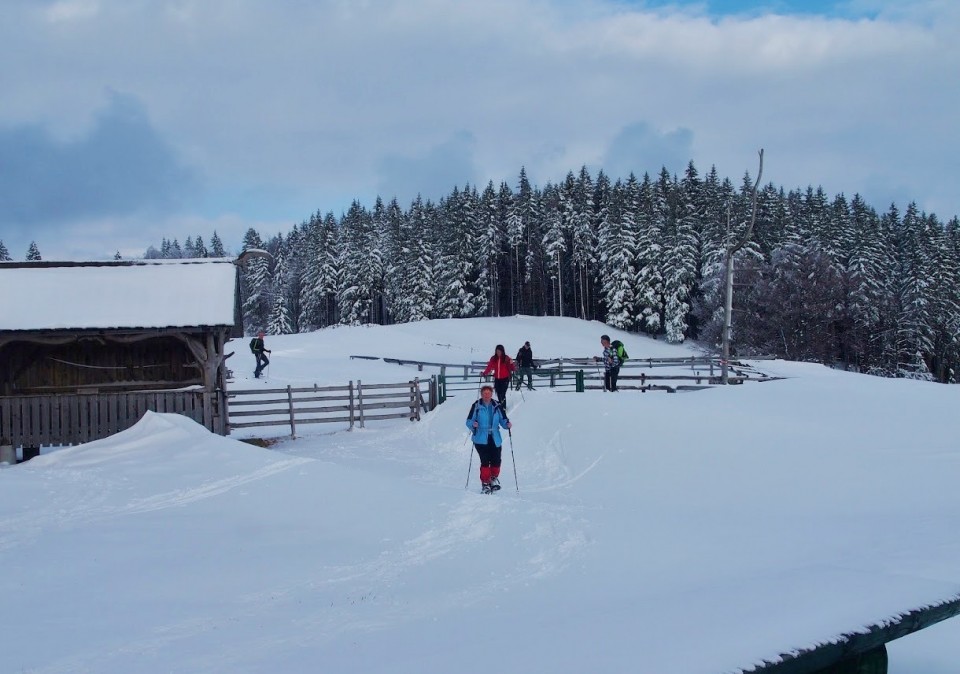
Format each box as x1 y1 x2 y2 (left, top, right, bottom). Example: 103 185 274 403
0 259 242 459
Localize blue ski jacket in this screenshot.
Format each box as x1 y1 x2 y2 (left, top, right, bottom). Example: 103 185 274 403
465 400 510 446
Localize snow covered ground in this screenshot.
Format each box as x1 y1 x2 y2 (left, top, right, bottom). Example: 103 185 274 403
2 316 959 673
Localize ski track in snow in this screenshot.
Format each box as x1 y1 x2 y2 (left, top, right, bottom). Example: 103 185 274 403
0 457 313 552
24 489 592 672
7 392 595 670
126 456 587 664
119 456 313 515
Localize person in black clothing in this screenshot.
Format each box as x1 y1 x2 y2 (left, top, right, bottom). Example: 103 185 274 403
597 334 621 391
515 341 535 391
250 331 271 378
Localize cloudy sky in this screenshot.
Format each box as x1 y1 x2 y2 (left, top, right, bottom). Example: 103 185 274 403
1 0 957 260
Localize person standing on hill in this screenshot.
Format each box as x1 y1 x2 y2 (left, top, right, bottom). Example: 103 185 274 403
515 341 535 391
250 331 271 379
481 344 517 410
597 334 621 391
465 384 512 493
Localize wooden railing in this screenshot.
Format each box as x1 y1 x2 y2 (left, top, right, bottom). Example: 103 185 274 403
0 389 227 452
353 354 774 383
227 378 435 438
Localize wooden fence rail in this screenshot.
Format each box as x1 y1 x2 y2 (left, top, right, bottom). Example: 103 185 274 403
0 389 227 452
227 378 434 438
354 354 773 382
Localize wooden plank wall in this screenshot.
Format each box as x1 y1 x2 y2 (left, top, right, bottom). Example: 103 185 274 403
0 390 225 448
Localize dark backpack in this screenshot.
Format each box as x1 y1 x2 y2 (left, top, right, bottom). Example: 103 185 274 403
249 338 258 354
611 339 628 363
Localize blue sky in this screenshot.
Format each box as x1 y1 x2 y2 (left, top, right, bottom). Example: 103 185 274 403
0 0 957 260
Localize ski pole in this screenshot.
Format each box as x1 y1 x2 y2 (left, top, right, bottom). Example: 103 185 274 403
464 436 474 489
464 382 482 489
508 428 519 493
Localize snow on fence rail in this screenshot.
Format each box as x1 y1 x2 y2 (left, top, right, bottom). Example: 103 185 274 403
227 378 435 438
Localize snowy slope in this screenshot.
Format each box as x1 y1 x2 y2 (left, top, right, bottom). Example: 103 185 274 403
2 317 960 674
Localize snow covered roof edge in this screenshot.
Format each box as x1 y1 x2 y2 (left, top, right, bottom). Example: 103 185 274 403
1 258 240 332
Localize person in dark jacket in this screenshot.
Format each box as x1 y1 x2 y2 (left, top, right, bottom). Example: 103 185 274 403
465 384 512 493
250 331 271 378
597 334 621 391
481 344 516 410
515 341 535 391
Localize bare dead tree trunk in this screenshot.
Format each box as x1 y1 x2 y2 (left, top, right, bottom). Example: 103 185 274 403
721 149 764 384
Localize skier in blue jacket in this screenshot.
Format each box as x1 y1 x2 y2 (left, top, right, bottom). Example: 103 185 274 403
465 384 512 493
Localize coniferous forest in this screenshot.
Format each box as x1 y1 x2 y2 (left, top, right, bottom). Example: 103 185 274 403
135 162 960 382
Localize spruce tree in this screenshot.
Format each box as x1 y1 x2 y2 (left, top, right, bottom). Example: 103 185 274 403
194 235 208 258
0 240 11 261
240 228 271 335
478 181 503 316
634 173 664 333
26 241 42 261
541 184 566 316
210 231 226 257
267 248 293 335
569 166 596 321
663 167 700 342
597 179 636 330
337 201 375 326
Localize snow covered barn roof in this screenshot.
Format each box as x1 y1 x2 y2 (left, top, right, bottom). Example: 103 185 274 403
0 259 240 332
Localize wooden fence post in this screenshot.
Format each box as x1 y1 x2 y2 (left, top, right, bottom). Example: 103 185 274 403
357 380 365 429
412 378 421 421
348 381 355 430
287 385 296 439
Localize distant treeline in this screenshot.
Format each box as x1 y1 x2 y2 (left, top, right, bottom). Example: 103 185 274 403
142 163 960 382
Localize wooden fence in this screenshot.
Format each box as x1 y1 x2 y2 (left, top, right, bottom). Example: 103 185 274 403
0 389 227 453
374 353 777 400
355 354 774 383
227 378 435 438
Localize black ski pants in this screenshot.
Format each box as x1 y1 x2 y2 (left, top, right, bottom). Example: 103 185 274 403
254 351 270 376
474 437 502 468
604 366 620 392
494 377 510 408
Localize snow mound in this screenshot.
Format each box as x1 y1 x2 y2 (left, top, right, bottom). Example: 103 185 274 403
23 410 296 473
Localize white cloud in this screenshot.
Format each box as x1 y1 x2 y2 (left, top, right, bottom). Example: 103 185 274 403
43 0 100 23
1 0 958 258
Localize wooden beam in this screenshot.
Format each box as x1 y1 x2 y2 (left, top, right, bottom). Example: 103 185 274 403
746 595 960 673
